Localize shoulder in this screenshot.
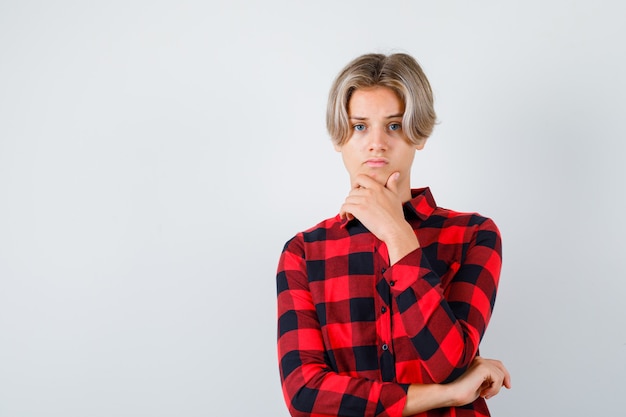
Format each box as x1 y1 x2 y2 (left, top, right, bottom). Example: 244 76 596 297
435 207 502 258
428 205 500 233
423 206 502 252
408 188 499 234
281 214 344 253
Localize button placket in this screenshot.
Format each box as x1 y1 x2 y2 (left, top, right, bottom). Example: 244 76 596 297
375 240 394 373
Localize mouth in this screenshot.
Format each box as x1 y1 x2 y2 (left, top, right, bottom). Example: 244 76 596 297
364 158 389 168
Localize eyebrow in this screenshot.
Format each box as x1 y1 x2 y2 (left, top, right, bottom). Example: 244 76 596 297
349 113 404 120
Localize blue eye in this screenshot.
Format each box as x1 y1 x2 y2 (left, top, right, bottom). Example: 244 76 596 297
353 124 366 132
388 123 402 131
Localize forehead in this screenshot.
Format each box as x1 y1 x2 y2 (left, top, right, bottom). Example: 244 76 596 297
348 86 404 116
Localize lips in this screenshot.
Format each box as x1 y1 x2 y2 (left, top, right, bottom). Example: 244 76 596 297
364 158 388 168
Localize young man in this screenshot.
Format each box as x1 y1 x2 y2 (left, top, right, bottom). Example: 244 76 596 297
276 53 510 417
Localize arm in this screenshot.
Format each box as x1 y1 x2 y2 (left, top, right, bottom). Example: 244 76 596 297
402 357 511 416
385 217 501 383
340 173 502 383
277 235 408 417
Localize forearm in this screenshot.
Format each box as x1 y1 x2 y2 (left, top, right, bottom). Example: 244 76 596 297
384 221 502 382
280 364 407 417
384 221 420 266
403 357 512 415
278 236 408 417
402 383 455 416
384 254 479 381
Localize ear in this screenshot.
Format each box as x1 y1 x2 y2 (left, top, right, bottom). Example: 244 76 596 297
414 137 428 150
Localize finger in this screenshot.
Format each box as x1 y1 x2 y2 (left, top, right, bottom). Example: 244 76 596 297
351 174 381 190
489 359 512 389
339 202 355 222
481 380 503 400
384 172 400 194
481 365 509 399
502 367 512 389
339 208 354 221
340 192 371 222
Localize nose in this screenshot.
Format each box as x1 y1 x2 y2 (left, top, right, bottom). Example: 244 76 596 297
368 127 388 151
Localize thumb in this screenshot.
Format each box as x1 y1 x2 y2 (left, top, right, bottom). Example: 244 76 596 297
385 172 400 194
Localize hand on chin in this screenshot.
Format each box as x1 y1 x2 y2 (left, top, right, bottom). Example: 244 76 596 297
356 168 390 187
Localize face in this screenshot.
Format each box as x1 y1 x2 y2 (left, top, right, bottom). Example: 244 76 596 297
334 86 424 195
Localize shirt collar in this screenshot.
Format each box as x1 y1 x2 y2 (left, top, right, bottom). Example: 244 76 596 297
340 187 437 229
404 187 437 221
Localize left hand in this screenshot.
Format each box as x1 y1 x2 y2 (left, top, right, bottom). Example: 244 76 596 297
447 357 512 406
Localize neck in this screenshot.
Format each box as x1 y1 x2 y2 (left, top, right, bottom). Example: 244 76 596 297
399 186 413 203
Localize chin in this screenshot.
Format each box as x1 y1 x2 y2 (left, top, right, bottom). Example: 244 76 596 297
370 169 391 182
351 168 393 185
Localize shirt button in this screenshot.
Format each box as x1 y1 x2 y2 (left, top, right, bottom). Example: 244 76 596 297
389 280 395 287
382 344 388 351
381 267 386 274
381 306 387 313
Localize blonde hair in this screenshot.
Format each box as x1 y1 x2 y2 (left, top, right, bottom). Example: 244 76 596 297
326 53 437 146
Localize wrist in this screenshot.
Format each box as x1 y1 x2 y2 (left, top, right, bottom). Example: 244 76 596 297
403 383 456 416
441 382 461 408
385 224 419 265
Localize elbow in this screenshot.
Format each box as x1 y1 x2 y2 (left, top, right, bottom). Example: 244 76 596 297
279 347 330 416
287 404 309 417
282 385 320 417
422 333 479 384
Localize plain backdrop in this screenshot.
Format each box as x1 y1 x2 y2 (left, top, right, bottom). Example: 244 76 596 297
1 1 625 416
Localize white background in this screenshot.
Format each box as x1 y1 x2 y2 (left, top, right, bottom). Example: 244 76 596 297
1 1 625 416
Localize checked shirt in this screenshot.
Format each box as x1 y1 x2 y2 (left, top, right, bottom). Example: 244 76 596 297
277 187 502 417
